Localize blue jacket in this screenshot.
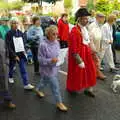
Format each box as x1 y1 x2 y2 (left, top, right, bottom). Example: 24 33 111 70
27 25 43 47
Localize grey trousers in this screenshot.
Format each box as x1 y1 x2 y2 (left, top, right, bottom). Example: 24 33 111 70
0 52 11 102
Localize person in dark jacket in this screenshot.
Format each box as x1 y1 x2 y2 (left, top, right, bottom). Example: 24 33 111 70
6 18 34 90
112 23 117 64
0 38 16 109
112 11 120 65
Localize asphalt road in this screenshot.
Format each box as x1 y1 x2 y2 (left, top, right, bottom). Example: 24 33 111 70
0 51 120 120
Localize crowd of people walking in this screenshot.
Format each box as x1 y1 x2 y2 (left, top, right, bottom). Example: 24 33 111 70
0 8 120 112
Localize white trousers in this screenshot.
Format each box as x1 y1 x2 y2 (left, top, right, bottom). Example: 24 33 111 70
100 44 115 68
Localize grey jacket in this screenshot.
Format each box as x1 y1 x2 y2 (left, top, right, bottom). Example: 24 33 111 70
0 39 8 92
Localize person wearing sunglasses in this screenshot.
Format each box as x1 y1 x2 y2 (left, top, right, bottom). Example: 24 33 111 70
35 25 68 112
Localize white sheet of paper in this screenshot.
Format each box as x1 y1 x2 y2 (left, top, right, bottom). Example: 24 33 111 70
56 48 68 66
13 37 25 53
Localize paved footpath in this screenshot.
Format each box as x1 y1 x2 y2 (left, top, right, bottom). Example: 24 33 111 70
0 53 120 120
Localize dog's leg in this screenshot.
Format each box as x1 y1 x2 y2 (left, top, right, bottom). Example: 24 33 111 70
111 83 114 88
113 84 117 93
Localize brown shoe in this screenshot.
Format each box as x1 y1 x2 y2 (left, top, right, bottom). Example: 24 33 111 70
56 103 68 112
97 70 106 80
8 102 16 109
97 75 106 80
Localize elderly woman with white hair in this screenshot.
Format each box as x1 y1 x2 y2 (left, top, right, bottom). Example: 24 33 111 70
5 17 34 90
35 25 68 112
100 14 119 73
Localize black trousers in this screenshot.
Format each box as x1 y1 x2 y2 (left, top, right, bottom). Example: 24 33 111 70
59 41 68 48
31 46 39 73
112 43 116 64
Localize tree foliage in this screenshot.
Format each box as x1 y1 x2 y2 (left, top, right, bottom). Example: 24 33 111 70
0 1 24 10
87 0 95 11
95 0 112 15
112 0 120 11
64 0 72 9
95 0 120 15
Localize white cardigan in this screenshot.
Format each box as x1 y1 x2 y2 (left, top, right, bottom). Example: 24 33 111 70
101 22 113 48
88 22 102 52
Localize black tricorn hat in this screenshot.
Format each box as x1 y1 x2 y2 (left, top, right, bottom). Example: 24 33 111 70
75 8 91 21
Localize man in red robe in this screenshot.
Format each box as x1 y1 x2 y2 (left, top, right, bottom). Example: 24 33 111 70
67 8 96 97
58 13 69 48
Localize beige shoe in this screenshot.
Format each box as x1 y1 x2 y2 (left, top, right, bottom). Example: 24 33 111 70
35 90 45 98
56 103 68 112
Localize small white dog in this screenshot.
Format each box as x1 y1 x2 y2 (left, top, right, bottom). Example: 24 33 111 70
111 74 120 93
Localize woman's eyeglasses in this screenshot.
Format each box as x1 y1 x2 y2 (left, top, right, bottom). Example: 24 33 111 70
51 32 58 36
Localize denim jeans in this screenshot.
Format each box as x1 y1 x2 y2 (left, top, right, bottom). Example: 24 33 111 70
9 58 29 86
36 76 62 103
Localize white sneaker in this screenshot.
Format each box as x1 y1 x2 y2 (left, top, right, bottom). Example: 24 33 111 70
100 67 104 71
13 66 16 71
24 84 34 90
9 78 14 84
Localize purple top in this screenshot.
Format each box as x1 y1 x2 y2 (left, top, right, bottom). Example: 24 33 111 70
38 37 60 77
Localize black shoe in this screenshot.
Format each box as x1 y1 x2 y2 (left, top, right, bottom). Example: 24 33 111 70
115 62 120 65
115 64 120 68
110 68 119 73
34 72 40 75
84 90 95 98
66 89 78 95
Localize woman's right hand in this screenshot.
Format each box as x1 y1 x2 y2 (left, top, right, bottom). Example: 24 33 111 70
15 56 20 62
51 58 58 63
78 62 85 68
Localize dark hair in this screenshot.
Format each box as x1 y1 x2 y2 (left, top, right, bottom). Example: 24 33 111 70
75 8 91 21
61 13 68 18
32 16 40 24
